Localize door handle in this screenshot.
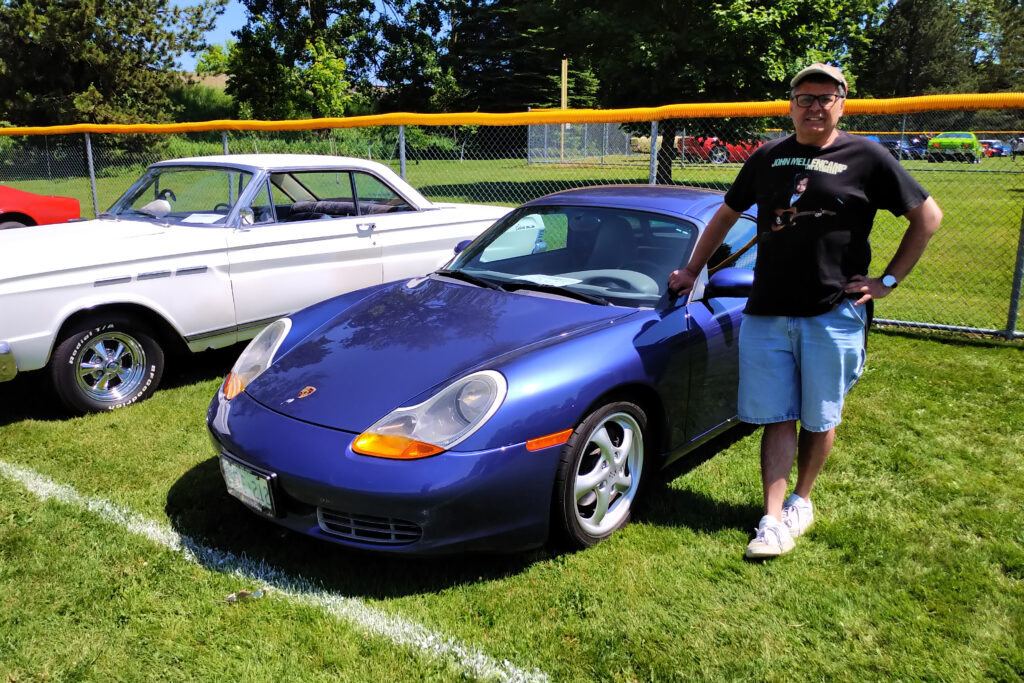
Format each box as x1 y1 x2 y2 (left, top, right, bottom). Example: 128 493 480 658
357 222 375 235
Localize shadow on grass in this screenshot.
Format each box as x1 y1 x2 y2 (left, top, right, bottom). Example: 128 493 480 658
165 457 551 599
164 423 759 598
872 325 1024 349
636 422 762 534
0 344 245 426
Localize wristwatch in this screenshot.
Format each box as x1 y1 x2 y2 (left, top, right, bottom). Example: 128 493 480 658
881 274 899 289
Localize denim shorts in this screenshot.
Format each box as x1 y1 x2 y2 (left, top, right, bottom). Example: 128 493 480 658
738 299 867 432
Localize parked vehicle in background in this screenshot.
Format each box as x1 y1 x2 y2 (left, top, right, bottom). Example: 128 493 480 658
0 154 509 414
878 139 927 161
678 136 763 164
927 132 984 163
979 139 1011 157
207 185 760 555
0 184 80 229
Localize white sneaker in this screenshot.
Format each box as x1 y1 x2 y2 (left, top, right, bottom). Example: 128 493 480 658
781 494 814 538
745 515 795 558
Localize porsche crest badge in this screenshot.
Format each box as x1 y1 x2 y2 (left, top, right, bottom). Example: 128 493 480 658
296 386 317 399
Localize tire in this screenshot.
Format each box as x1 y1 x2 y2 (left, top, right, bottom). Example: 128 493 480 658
553 401 647 549
708 145 729 164
51 316 165 414
0 220 28 229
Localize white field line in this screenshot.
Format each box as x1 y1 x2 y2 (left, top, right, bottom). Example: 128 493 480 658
0 459 548 683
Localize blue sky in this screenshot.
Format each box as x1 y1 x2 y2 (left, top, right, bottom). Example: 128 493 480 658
178 0 246 71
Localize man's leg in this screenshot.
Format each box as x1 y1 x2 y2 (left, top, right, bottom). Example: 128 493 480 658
761 420 798 521
793 426 835 500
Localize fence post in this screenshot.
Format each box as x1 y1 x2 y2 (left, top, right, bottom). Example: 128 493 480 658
84 133 99 219
1005 208 1024 339
602 123 608 165
648 120 658 185
222 131 229 155
399 125 407 179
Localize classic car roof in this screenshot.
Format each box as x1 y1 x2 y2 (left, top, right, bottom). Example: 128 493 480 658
150 153 397 174
524 184 736 222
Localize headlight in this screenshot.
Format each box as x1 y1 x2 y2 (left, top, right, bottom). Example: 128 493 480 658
353 370 507 459
222 318 292 400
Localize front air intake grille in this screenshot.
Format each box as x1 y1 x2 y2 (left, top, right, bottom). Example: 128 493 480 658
317 508 422 545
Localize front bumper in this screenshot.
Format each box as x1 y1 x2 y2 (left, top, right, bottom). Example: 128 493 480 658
207 390 562 555
0 342 17 382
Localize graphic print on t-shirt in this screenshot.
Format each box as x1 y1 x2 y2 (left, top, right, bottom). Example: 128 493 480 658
771 169 839 231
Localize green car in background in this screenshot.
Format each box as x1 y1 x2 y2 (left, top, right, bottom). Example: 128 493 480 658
927 131 984 163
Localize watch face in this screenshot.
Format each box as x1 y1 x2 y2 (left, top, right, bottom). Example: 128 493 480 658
882 274 897 287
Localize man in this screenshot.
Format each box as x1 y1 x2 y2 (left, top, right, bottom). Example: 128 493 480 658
669 63 942 559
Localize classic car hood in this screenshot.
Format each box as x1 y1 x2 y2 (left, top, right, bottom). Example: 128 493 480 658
246 276 638 430
0 218 222 283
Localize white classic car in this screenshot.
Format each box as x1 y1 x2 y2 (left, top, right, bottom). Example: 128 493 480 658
0 154 509 413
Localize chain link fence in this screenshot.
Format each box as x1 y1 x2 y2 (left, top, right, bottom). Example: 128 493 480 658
1 104 1022 339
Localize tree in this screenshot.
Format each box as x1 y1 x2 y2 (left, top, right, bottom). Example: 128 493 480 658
555 0 858 182
196 41 236 76
0 0 225 125
227 0 373 119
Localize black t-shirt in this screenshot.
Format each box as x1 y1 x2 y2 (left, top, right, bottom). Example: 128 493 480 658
724 131 929 316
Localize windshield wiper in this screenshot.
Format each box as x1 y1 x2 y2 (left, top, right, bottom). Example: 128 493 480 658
434 269 503 290
501 281 610 306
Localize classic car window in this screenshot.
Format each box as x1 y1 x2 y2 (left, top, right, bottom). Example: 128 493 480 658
708 217 757 271
451 205 698 306
110 167 254 225
353 172 413 214
243 182 276 225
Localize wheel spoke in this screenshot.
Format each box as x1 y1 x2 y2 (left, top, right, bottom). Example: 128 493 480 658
574 462 605 500
87 340 108 361
590 486 610 524
589 425 617 467
611 424 633 467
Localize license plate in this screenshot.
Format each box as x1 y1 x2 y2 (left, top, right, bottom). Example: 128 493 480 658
220 455 276 516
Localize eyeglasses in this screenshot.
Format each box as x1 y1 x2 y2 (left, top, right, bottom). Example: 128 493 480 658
792 93 844 108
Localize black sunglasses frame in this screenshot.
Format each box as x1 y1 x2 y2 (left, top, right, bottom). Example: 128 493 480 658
791 93 845 108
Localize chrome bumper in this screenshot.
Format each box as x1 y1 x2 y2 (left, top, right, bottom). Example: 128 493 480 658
0 342 17 382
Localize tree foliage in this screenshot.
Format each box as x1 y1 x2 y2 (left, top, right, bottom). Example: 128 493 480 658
0 0 224 125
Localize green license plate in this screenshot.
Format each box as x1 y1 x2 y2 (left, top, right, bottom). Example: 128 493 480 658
220 455 276 516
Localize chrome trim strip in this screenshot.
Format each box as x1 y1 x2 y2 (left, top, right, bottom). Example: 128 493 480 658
94 276 132 287
184 316 280 344
175 266 209 276
138 270 171 280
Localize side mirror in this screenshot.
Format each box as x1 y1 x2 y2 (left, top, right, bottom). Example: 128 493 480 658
453 239 472 255
704 267 753 299
238 208 255 227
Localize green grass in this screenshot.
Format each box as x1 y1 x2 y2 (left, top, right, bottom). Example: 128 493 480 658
1 330 1022 680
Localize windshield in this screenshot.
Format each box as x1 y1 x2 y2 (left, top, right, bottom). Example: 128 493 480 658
447 205 698 307
108 166 255 225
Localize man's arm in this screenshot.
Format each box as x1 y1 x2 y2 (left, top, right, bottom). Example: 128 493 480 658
845 196 943 305
668 203 743 295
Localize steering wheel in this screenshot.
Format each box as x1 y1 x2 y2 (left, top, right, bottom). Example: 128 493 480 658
582 275 642 292
157 188 176 202
213 203 231 212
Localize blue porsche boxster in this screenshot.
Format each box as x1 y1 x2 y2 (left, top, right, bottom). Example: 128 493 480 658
207 185 758 555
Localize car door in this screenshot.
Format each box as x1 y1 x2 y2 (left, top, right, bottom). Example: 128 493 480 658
226 172 383 335
641 216 757 450
355 172 493 281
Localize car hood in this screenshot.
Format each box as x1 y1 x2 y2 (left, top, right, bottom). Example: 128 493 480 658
245 276 639 431
0 218 221 283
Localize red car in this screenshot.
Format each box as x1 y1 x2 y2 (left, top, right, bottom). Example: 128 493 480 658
678 136 763 164
0 184 80 229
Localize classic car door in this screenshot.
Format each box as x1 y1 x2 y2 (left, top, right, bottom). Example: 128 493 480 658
226 175 383 334
351 172 498 281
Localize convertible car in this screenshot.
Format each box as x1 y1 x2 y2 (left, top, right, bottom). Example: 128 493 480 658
0 154 508 413
0 184 80 229
207 185 759 555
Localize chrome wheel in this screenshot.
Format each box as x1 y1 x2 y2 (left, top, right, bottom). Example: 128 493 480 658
74 331 148 402
52 316 164 414
709 145 729 164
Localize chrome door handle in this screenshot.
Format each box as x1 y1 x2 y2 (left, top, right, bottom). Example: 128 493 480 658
356 222 375 235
